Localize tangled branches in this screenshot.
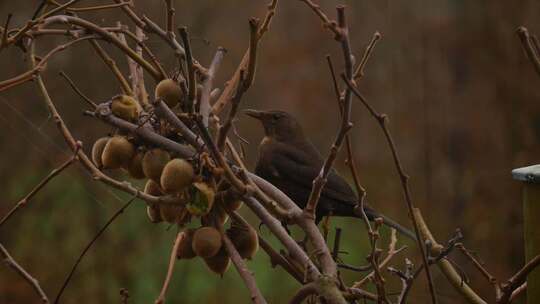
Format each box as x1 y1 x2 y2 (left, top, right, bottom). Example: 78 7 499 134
1 1 539 304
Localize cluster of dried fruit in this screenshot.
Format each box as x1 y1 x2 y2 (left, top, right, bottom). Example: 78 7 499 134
176 218 259 276
90 78 258 276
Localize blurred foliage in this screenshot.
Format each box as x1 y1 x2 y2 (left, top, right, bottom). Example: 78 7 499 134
1 0 540 303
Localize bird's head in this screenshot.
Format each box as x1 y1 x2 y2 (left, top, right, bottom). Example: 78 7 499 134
244 109 304 142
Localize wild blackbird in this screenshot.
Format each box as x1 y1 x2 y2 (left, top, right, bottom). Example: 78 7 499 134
245 109 415 240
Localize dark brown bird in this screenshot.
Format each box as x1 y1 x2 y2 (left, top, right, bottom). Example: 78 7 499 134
245 109 415 240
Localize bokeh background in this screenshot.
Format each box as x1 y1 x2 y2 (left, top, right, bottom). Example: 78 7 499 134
1 0 540 303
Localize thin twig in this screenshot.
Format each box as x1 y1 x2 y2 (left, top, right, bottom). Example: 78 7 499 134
342 75 438 304
412 208 486 304
92 35 133 96
212 0 278 115
179 27 196 112
215 18 260 148
517 27 540 78
63 2 130 12
1 13 12 48
304 5 354 223
54 196 136 304
0 154 76 228
228 210 304 283
498 254 540 303
217 70 246 151
353 32 381 80
1 243 49 303
155 231 184 304
221 230 267 304
200 47 226 126
245 18 261 89
354 229 405 287
456 243 497 286
59 71 97 108
165 0 174 34
1 35 97 92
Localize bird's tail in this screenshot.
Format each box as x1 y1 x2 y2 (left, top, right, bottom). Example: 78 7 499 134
355 206 417 241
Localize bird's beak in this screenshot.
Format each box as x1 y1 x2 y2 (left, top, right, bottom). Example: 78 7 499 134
244 109 265 120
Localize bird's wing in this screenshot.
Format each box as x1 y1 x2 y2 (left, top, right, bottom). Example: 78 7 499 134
268 145 358 205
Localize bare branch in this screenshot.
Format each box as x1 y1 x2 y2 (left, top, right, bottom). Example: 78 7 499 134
412 208 487 304
41 15 161 79
221 230 267 304
498 254 540 303
0 13 12 48
0 153 76 228
62 2 131 12
165 0 175 34
342 74 438 304
1 243 49 303
90 36 134 96
517 26 540 78
245 18 261 89
303 5 354 223
353 31 381 80
0 35 97 92
54 196 136 304
179 27 197 112
59 71 98 109
155 232 183 304
229 211 304 283
200 47 226 126
212 0 279 115
456 243 497 286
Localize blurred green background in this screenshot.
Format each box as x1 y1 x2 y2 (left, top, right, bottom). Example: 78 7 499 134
1 0 540 303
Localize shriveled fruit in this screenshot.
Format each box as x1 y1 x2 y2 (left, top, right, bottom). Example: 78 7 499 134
91 137 109 169
111 95 140 121
186 182 216 216
127 150 145 179
155 79 182 108
226 221 259 260
192 227 222 258
142 148 170 182
101 136 135 169
160 159 194 194
146 204 162 223
203 246 230 276
176 228 196 259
